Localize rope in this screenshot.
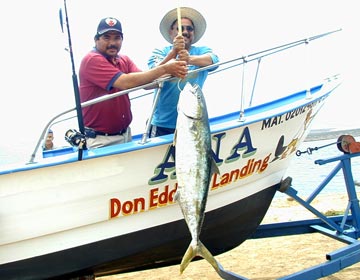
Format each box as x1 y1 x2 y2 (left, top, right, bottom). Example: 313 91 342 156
296 140 341 156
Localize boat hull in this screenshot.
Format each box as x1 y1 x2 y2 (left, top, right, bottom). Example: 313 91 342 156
1 185 276 279
0 77 340 279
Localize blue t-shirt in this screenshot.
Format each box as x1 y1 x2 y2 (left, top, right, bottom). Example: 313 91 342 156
148 46 219 129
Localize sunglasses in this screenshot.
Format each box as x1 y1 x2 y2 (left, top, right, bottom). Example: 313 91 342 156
176 25 194 32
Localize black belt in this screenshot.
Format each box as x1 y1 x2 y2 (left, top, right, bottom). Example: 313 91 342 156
85 128 127 138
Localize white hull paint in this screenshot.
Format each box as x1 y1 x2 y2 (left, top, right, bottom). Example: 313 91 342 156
0 77 341 278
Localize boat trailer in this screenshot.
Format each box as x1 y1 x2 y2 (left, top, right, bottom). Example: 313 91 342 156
217 134 360 280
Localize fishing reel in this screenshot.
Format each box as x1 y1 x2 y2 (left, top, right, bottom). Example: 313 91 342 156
65 129 87 149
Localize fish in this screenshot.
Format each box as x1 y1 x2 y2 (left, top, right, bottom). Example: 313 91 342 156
173 82 221 275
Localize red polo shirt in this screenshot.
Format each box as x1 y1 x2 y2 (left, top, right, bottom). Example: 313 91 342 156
79 50 141 134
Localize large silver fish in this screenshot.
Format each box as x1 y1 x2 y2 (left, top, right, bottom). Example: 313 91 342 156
174 82 221 275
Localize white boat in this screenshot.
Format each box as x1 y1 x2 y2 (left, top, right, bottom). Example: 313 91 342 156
0 26 342 279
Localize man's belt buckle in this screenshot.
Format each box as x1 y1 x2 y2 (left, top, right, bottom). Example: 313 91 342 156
85 127 127 138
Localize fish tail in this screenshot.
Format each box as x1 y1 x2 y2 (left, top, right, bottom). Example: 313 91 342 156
198 241 221 273
180 240 220 275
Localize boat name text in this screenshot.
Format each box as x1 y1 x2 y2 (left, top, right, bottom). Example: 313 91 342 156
109 152 270 218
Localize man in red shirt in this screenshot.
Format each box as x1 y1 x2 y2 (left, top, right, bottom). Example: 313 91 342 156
79 17 187 148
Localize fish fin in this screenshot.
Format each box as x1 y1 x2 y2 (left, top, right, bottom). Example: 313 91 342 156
179 243 196 274
211 158 220 175
180 241 220 275
197 241 221 273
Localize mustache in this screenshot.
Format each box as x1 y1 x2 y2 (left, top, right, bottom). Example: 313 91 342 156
107 45 118 50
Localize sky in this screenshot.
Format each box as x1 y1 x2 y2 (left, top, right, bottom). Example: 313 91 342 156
0 0 358 162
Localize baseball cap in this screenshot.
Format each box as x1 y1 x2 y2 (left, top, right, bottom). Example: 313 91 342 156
96 17 123 37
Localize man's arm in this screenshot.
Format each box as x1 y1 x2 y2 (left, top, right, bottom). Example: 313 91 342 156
181 52 214 67
113 60 187 90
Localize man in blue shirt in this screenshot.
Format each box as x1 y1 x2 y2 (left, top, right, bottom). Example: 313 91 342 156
148 7 219 137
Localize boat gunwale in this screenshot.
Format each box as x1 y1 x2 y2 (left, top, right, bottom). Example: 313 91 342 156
0 81 337 176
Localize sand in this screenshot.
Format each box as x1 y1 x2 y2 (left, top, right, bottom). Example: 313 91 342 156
97 191 360 280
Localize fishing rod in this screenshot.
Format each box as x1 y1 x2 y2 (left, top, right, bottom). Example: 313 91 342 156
59 0 86 160
28 28 341 162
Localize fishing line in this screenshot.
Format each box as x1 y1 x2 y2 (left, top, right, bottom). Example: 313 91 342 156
177 79 184 92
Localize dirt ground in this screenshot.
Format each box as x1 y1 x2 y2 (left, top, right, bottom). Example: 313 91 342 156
97 192 360 280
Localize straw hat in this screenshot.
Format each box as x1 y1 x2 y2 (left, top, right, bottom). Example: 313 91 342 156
159 7 207 44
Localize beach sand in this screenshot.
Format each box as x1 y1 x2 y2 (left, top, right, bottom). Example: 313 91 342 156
98 191 360 280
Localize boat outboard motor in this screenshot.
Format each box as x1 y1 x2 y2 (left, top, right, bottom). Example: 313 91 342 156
65 129 87 150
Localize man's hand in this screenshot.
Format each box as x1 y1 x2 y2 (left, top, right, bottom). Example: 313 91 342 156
172 35 185 54
164 60 188 79
177 49 190 64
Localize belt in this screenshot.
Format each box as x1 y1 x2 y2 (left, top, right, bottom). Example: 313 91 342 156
85 127 127 138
